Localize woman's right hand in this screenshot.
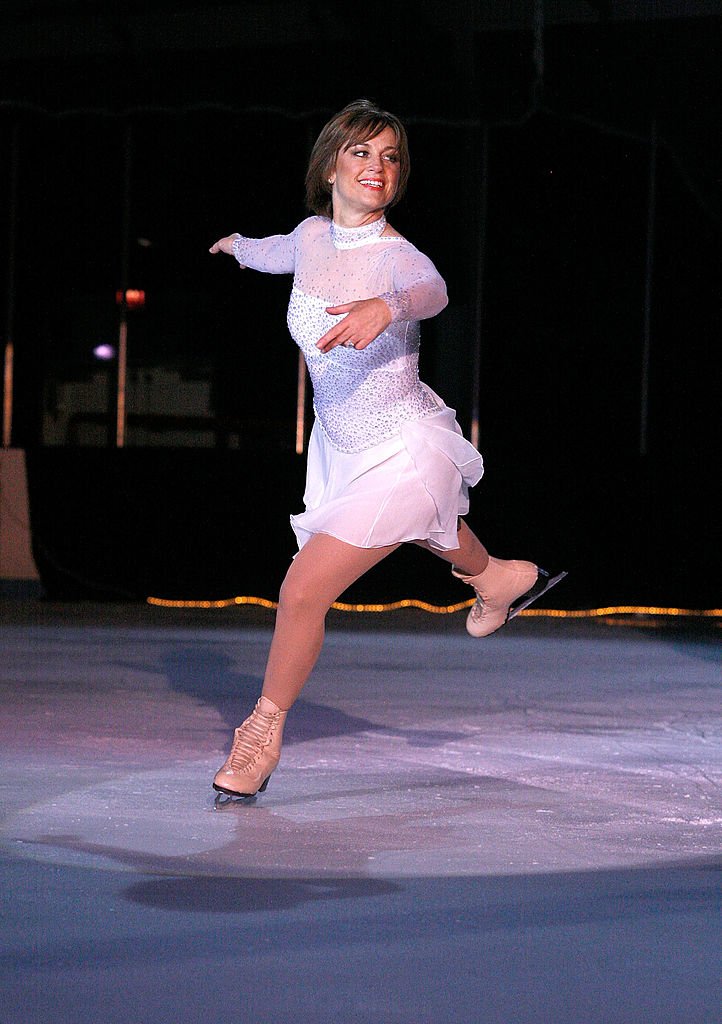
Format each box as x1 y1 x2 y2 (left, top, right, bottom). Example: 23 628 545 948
209 233 241 256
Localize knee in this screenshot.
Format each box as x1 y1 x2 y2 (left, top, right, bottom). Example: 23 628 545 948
277 573 330 619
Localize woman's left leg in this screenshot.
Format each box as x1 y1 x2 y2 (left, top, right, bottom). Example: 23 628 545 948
413 518 489 576
415 519 563 637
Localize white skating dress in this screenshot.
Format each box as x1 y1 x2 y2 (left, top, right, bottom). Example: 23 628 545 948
232 215 483 551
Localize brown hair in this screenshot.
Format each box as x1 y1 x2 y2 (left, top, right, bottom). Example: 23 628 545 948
305 99 410 219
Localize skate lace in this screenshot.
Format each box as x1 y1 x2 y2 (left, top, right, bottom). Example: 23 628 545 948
469 593 486 620
227 709 279 772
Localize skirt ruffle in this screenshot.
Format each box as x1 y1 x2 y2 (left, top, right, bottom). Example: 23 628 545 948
290 390 484 552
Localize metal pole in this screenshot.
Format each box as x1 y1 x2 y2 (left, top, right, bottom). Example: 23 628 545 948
295 119 314 455
470 125 489 452
639 119 657 457
2 124 19 449
532 0 545 110
295 349 307 455
115 121 132 448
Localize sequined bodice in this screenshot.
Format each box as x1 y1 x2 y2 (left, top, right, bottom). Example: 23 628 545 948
232 216 448 453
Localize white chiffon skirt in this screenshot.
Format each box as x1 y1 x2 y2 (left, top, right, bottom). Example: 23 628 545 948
290 387 484 552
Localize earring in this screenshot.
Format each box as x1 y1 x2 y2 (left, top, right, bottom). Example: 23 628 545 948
328 178 334 184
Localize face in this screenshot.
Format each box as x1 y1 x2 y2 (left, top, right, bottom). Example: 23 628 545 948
328 125 401 223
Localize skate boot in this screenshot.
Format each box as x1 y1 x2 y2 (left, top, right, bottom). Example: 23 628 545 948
213 696 288 798
453 557 567 637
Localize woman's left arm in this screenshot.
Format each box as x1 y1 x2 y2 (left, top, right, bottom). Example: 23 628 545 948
317 247 448 353
379 247 448 324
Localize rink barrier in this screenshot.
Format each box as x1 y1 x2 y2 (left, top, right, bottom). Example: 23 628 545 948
145 595 722 619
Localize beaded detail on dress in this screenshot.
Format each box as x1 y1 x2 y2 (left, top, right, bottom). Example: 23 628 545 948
329 216 390 250
288 288 440 452
232 216 448 453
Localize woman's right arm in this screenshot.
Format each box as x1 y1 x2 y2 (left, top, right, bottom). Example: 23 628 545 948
208 228 297 274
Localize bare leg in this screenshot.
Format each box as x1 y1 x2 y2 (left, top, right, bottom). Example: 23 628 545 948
261 533 400 710
413 519 489 576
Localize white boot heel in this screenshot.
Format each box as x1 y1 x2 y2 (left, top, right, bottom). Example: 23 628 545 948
453 557 567 637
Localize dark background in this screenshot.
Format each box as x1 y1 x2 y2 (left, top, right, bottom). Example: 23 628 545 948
0 1 719 607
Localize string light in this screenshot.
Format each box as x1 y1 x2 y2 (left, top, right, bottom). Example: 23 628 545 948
146 594 721 620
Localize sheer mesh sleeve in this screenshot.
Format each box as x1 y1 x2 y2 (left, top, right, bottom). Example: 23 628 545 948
231 224 300 274
377 245 448 322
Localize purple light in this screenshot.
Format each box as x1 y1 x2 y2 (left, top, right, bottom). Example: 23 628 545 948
93 344 116 360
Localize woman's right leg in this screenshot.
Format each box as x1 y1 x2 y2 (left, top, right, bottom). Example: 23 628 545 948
213 533 399 796
260 532 400 710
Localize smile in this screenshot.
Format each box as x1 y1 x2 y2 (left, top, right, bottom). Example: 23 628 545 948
359 179 384 189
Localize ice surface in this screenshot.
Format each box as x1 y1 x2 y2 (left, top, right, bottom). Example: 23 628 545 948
1 611 719 1023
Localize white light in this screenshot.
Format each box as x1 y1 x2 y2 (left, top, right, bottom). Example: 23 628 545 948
93 344 116 360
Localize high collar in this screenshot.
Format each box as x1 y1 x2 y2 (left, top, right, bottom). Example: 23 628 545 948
329 215 387 250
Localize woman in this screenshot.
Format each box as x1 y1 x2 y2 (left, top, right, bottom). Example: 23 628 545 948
209 99 564 799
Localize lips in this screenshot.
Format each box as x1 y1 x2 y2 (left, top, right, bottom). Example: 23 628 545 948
359 178 384 189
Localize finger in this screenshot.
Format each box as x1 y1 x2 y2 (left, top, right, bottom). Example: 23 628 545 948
318 334 353 353
316 323 347 350
327 330 367 352
325 303 354 315
317 336 346 353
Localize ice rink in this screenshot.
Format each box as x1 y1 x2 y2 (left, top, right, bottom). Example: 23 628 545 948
1 603 719 1023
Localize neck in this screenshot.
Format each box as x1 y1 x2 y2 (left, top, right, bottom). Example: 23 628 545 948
332 208 386 228
328 215 388 250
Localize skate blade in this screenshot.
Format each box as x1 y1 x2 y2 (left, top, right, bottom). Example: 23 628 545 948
507 569 568 621
214 792 253 808
212 774 271 801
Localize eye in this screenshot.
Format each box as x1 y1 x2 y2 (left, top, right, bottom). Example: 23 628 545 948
352 148 369 157
384 153 399 163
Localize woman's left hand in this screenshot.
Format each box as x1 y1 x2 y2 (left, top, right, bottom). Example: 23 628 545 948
316 298 392 353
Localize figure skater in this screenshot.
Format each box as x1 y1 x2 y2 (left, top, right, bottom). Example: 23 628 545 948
209 99 565 798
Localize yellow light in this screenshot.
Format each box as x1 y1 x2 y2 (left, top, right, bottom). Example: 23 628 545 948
146 594 722 620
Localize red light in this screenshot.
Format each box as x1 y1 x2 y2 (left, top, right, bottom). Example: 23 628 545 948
115 289 146 309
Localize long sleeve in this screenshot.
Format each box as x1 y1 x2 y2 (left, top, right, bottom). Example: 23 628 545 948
231 227 298 274
377 246 448 323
